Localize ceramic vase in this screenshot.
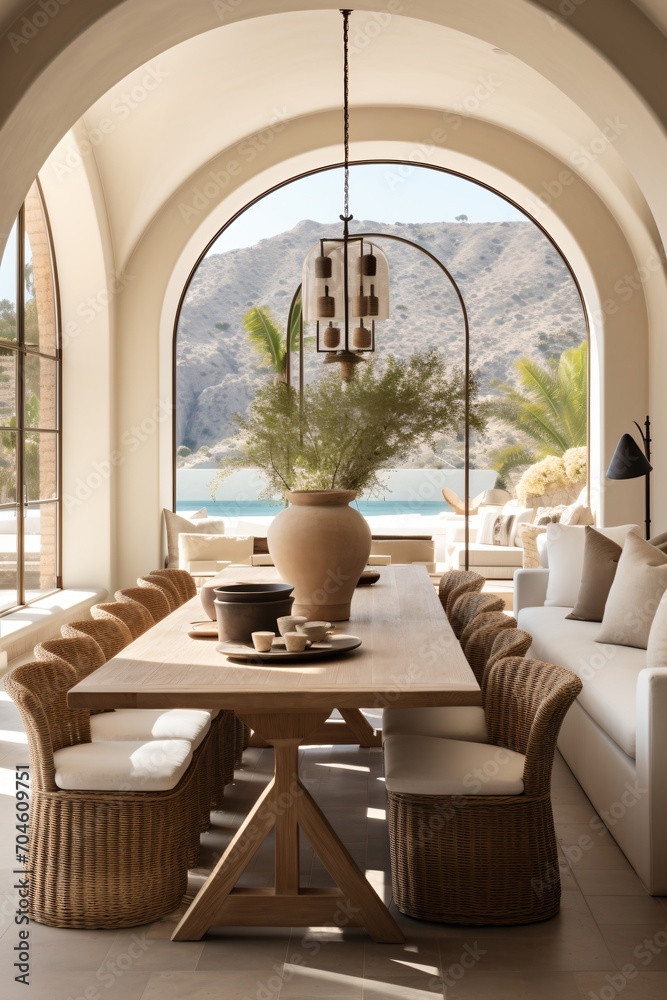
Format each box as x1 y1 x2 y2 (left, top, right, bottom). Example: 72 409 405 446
267 490 372 621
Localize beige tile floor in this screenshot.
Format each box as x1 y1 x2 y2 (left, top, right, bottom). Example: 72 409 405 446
1 690 667 1000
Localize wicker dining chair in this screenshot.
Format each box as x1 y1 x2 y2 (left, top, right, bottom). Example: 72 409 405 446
139 573 181 609
116 585 171 623
93 600 233 802
448 591 505 641
138 575 178 611
438 569 485 617
35 635 215 837
485 627 533 678
91 599 153 639
382 626 535 745
385 656 583 925
61 617 132 660
5 658 196 928
149 568 197 603
461 611 517 683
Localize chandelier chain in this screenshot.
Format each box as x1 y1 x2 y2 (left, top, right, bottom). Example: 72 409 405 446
342 9 351 221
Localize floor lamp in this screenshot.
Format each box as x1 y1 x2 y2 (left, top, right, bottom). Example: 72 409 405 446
606 416 652 538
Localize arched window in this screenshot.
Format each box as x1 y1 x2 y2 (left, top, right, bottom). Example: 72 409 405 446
0 181 61 612
174 163 587 552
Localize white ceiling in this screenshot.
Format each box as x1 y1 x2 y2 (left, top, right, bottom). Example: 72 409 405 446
74 6 646 269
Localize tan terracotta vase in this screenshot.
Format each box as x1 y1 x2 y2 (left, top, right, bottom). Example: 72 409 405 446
267 490 372 621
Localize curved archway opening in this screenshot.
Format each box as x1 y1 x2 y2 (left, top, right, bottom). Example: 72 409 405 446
173 160 588 570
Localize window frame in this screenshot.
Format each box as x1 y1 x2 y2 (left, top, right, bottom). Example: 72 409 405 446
0 179 62 614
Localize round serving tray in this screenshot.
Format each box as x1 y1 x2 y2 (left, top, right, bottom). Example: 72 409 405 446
216 634 362 662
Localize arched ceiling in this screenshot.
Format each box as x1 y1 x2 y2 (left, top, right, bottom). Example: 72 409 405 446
73 6 654 270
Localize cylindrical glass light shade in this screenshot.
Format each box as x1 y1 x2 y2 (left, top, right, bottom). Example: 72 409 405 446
302 239 389 325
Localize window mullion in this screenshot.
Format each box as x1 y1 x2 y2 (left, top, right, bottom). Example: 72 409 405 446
16 206 25 606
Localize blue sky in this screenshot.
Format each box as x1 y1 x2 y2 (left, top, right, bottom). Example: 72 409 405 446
0 164 524 299
210 163 524 254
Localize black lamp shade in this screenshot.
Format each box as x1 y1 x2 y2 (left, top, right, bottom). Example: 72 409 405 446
606 433 652 480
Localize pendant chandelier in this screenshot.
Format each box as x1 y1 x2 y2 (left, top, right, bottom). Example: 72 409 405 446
302 9 390 379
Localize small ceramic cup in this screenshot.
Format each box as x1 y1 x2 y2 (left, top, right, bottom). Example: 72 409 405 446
251 631 275 652
277 615 308 636
297 620 332 642
283 631 309 653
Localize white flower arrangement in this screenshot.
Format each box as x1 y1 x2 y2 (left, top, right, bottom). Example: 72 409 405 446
516 448 587 504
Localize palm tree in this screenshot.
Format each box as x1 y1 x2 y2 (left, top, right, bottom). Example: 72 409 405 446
242 292 304 381
488 340 587 483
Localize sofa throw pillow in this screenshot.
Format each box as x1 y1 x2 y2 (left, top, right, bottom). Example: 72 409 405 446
597 532 667 648
649 530 667 555
521 525 547 569
647 590 667 668
477 508 501 545
501 502 534 547
565 527 622 622
477 509 515 546
535 505 566 526
544 523 639 608
163 508 225 568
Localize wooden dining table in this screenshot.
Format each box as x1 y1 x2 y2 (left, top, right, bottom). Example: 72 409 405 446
68 565 480 943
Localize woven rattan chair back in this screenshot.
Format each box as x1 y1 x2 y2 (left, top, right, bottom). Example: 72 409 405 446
5 659 89 789
91 599 153 639
149 568 196 603
438 569 484 616
116 586 170 623
137 575 177 611
461 612 517 684
34 635 106 679
485 656 583 796
485 628 533 682
139 573 180 609
449 591 505 640
61 618 132 660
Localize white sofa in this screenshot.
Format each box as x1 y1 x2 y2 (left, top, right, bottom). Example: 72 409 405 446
514 540 667 895
444 505 533 579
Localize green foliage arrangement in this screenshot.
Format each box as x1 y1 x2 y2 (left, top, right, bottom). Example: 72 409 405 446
488 339 587 485
210 351 482 497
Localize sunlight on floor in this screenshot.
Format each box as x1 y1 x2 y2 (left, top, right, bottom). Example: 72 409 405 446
283 964 436 999
0 766 23 795
0 729 27 744
367 806 386 820
316 762 370 772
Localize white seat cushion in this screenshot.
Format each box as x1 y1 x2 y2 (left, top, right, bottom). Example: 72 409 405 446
518 605 645 758
90 709 211 749
382 706 488 743
383 734 525 795
53 740 193 791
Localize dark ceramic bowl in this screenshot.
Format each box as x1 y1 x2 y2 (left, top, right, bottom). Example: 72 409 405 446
214 595 295 642
213 583 294 603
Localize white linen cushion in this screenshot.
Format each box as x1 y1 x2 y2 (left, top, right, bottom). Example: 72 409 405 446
647 590 667 669
382 706 488 743
597 532 667 649
178 533 253 570
163 508 225 568
476 508 502 545
90 709 211 749
517 604 645 758
544 523 639 607
383 734 525 795
53 739 193 791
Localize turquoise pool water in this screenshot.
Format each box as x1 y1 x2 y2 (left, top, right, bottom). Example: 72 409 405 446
176 500 451 517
